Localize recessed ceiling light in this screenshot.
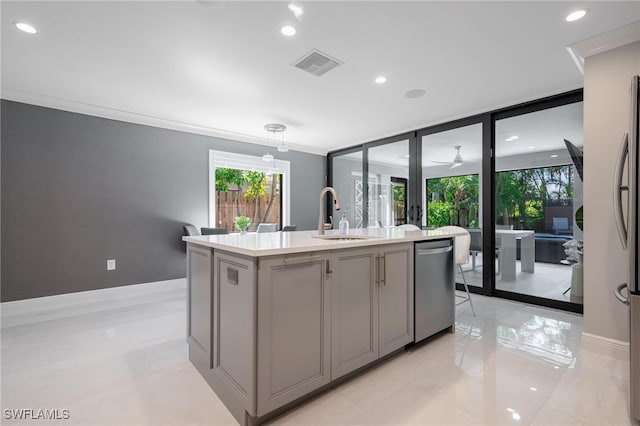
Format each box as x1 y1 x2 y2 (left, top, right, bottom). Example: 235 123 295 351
550 154 559 158
505 135 519 142
288 3 304 18
405 89 426 99
566 10 587 22
375 76 387 84
14 22 37 34
281 25 296 36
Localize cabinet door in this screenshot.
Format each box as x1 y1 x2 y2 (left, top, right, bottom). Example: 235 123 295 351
187 243 212 358
213 251 256 413
331 247 379 380
379 243 414 357
256 253 331 416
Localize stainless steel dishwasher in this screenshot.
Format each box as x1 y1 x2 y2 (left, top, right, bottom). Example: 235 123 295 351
414 238 455 342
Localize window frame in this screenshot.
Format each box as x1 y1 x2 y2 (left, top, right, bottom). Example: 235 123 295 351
208 150 291 228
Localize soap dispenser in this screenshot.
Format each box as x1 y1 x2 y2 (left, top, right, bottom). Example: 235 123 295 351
339 212 349 234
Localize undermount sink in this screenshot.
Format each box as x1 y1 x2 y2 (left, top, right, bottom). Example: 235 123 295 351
313 234 377 240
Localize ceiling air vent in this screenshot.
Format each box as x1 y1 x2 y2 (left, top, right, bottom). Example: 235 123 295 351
293 49 343 77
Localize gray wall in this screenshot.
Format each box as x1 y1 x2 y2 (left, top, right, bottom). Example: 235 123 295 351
1 100 326 301
584 41 640 343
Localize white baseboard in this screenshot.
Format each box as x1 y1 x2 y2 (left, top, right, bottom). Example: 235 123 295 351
1 279 186 329
582 332 630 361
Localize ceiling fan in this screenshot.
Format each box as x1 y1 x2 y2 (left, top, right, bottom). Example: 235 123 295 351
432 145 464 169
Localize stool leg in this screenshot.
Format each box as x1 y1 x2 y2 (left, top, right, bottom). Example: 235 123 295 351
458 264 476 317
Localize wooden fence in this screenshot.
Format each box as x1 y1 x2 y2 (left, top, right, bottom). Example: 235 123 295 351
215 190 281 232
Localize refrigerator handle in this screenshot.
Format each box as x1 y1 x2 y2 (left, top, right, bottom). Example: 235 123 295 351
614 133 629 249
615 283 630 305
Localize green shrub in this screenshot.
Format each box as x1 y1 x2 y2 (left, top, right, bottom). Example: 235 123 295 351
234 216 251 232
427 201 454 228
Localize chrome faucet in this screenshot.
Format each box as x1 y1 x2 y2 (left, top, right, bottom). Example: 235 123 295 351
318 187 341 235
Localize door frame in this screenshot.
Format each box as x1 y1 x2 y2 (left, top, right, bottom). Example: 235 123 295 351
489 90 583 313
416 115 492 295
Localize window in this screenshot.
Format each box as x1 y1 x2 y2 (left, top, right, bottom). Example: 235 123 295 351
209 150 290 232
426 174 479 228
495 165 573 233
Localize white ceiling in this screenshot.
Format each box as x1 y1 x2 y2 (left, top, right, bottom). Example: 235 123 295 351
2 1 638 155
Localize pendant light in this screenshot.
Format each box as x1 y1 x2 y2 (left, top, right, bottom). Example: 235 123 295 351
264 123 288 154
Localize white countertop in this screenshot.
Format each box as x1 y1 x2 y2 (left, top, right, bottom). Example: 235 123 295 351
183 228 457 257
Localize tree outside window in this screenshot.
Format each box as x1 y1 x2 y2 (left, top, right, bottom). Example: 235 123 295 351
427 174 479 228
214 167 282 232
496 165 573 232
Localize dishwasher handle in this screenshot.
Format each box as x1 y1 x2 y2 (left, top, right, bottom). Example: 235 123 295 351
416 246 453 256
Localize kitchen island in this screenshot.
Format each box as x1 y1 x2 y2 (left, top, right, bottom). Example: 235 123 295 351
183 228 456 425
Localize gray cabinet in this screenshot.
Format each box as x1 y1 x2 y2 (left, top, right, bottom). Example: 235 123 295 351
256 253 331 416
331 243 414 379
331 247 379 380
379 243 414 357
186 240 419 424
212 251 256 414
186 243 212 361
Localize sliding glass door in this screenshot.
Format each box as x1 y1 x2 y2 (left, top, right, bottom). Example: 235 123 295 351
419 122 485 289
331 149 363 228
366 138 411 227
327 90 583 313
494 101 584 307
329 134 417 229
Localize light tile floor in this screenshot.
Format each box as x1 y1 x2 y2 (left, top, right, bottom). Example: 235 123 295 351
1 282 632 425
462 258 583 304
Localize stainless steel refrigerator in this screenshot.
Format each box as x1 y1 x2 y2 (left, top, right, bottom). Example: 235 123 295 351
614 75 640 420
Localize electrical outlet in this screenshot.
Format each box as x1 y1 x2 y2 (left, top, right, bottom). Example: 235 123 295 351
107 259 116 271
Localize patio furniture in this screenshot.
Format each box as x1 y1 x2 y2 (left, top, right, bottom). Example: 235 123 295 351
467 229 501 274
552 217 572 235
521 234 571 264
498 229 535 281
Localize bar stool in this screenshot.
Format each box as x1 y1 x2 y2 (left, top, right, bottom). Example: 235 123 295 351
435 225 476 317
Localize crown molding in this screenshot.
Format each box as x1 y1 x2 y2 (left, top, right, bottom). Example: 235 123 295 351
568 20 640 68
0 88 329 157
